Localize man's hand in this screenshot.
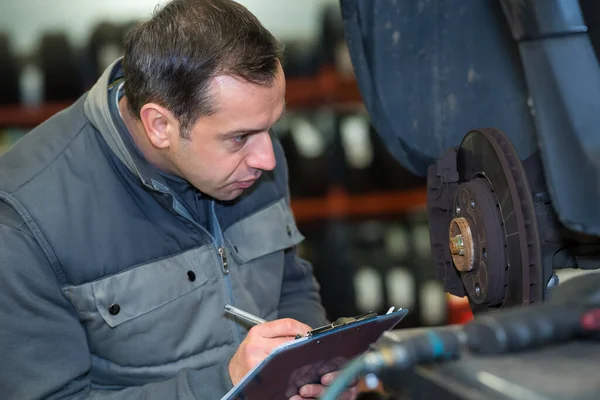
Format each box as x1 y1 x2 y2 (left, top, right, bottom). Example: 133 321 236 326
290 370 358 400
228 318 311 385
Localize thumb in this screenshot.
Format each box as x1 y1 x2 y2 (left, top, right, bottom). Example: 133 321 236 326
254 318 311 339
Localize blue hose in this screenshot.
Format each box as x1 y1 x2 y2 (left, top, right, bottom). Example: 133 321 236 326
320 355 368 400
321 329 462 398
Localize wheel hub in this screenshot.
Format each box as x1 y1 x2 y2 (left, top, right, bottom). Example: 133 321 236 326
427 128 543 313
449 217 474 272
450 178 508 306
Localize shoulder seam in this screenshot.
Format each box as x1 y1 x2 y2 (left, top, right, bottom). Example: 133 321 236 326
0 218 32 237
0 191 66 284
11 121 91 194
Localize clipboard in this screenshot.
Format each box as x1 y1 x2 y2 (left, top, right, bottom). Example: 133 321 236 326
221 308 408 400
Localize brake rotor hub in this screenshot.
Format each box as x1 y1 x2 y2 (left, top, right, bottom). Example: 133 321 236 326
449 217 474 272
451 178 508 306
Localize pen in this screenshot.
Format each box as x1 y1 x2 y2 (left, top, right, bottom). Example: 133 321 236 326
224 304 268 326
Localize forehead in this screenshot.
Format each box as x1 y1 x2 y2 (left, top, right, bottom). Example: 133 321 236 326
195 71 286 128
211 71 284 108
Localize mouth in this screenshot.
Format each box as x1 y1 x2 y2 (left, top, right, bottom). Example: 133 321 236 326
236 179 256 189
233 171 262 190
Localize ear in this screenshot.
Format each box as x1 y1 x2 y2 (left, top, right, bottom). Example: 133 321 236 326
139 103 179 149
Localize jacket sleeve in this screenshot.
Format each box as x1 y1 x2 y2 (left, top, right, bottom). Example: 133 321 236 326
0 221 233 400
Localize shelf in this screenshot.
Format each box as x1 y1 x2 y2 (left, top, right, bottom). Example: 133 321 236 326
285 67 362 109
290 186 427 223
0 69 362 128
0 102 72 128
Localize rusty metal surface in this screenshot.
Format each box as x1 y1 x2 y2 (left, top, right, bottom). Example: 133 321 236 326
457 129 543 311
449 217 474 272
454 178 508 307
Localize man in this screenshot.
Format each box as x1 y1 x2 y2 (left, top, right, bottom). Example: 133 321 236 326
0 0 357 399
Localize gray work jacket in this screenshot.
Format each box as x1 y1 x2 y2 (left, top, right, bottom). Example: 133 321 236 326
0 60 328 399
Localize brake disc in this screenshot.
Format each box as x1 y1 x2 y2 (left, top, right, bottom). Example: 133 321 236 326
428 128 543 313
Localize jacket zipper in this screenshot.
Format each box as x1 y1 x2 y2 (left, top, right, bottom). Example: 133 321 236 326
210 200 241 344
150 183 240 342
211 200 233 288
218 246 229 274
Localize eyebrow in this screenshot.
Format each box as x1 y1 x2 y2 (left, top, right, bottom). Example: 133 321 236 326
220 104 287 138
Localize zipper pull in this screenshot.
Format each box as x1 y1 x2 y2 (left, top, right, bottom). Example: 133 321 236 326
218 247 229 274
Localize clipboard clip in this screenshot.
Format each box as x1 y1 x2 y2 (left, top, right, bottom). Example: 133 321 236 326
305 311 378 338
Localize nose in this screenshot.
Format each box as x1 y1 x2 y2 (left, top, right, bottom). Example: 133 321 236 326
246 132 276 172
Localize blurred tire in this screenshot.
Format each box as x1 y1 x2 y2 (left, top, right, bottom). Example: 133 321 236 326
39 32 83 101
88 22 123 80
0 33 20 105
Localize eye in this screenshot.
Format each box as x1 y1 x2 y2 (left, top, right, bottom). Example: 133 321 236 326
232 135 248 144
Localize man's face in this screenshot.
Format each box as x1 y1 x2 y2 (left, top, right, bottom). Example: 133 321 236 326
169 66 286 201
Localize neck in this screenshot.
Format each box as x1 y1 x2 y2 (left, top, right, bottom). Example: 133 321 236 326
118 97 177 175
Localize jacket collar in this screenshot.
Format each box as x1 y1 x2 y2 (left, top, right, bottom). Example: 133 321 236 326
84 58 165 189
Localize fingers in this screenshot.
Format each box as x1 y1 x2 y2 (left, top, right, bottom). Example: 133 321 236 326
293 384 358 400
230 320 310 385
238 335 294 365
263 335 297 350
339 386 359 400
318 371 359 400
298 383 326 398
321 370 355 386
289 395 315 400
321 369 357 387
320 370 338 385
252 318 311 338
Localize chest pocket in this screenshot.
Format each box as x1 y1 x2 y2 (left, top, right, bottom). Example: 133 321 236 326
92 247 210 328
224 197 304 316
65 245 233 371
224 197 303 263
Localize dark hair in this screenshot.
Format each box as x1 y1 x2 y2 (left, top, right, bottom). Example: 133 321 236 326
123 0 284 138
